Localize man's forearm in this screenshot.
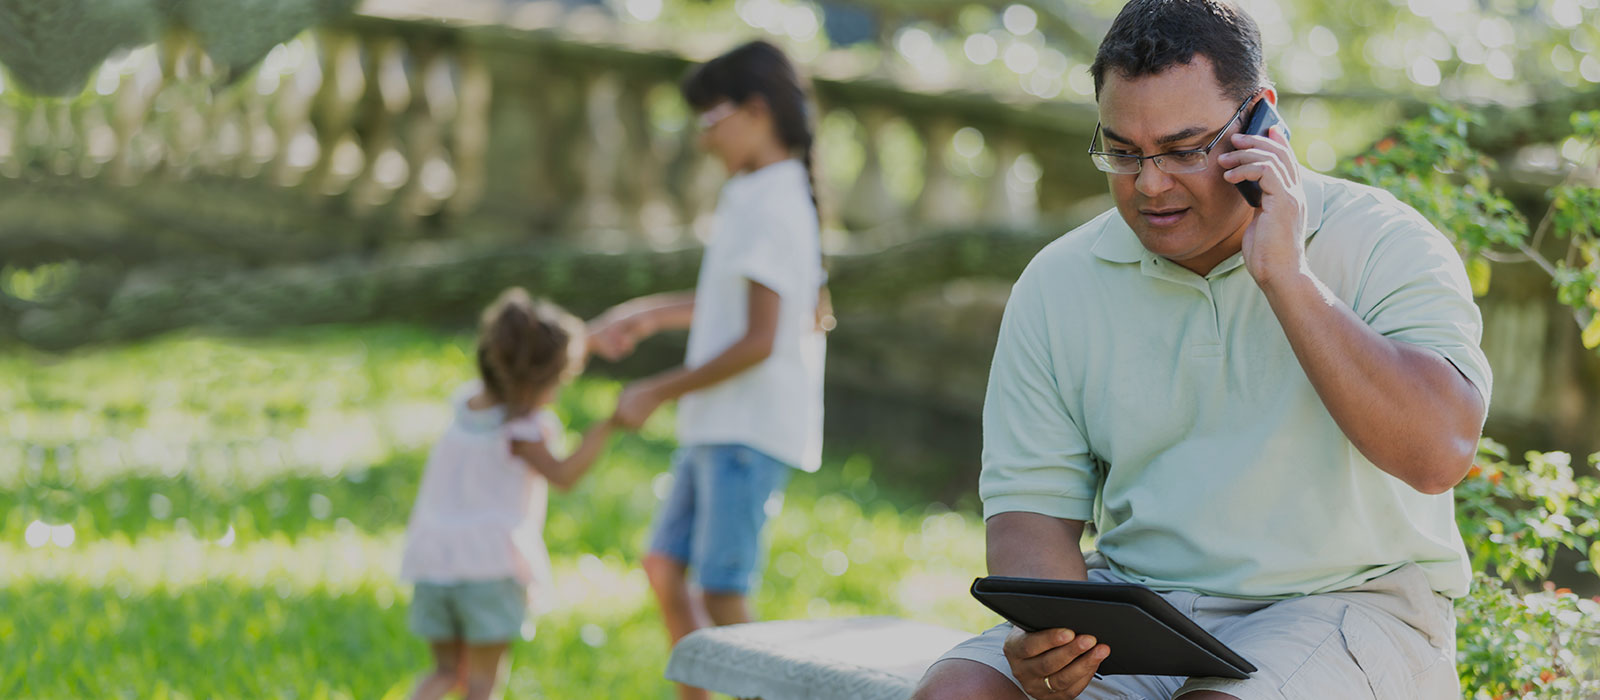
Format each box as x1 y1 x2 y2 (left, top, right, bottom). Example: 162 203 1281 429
1259 268 1485 494
986 512 1090 581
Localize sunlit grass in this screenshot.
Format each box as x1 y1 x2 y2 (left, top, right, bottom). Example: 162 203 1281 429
4 326 998 698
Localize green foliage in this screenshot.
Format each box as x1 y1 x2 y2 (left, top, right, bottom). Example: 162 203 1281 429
1347 105 1600 697
1452 442 1600 700
1337 105 1530 257
1339 104 1600 347
1456 573 1600 700
1456 440 1600 587
0 0 358 97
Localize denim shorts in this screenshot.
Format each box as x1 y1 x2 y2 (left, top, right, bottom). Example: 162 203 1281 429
409 578 527 644
647 444 793 594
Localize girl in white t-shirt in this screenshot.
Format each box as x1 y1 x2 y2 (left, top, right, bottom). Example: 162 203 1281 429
400 288 615 700
589 40 828 700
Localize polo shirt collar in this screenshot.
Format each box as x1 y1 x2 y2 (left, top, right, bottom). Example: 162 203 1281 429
1091 172 1327 268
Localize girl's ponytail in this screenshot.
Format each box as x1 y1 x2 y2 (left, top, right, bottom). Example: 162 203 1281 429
799 129 819 218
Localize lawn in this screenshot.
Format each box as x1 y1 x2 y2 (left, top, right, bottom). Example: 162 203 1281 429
1 325 998 698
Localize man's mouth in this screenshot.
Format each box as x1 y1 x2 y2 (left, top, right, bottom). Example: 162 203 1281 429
1140 207 1190 227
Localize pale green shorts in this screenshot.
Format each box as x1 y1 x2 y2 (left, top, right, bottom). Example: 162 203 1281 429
934 561 1459 699
409 578 527 644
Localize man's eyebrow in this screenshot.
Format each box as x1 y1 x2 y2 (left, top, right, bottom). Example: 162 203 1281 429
1100 125 1211 148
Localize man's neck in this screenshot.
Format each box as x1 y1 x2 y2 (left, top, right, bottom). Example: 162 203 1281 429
1171 215 1253 276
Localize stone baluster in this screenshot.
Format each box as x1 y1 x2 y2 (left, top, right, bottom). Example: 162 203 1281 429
345 37 407 216
911 118 966 228
981 135 1031 226
515 63 589 234
393 41 452 224
613 75 669 244
574 71 625 239
446 50 491 218
107 48 165 184
306 31 367 198
265 43 324 190
840 107 901 233
0 108 18 178
76 102 119 179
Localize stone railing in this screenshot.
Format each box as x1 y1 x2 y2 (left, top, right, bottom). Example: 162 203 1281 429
2 7 1463 259
0 10 1109 256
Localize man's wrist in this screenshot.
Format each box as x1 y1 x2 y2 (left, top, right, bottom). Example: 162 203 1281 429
1255 261 1318 301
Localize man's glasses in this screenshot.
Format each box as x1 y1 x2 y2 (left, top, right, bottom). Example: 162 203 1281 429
1087 92 1259 175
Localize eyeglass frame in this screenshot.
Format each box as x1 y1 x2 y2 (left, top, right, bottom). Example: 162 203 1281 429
1086 90 1262 175
697 101 740 130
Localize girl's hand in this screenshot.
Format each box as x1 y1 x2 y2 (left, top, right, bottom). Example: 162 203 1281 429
587 318 641 361
615 381 665 430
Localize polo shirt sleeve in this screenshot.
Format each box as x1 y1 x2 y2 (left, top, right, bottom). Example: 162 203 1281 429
1354 215 1494 411
979 273 1099 522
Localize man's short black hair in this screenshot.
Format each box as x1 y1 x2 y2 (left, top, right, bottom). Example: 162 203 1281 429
1090 0 1267 102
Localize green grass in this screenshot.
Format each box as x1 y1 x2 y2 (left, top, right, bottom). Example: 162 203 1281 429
2 325 997 698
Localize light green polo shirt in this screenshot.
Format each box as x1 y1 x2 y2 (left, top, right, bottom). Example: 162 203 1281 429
980 172 1492 599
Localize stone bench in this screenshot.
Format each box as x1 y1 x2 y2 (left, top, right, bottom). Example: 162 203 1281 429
663 616 973 700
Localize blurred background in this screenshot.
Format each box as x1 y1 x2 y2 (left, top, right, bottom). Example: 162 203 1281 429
2 0 1598 697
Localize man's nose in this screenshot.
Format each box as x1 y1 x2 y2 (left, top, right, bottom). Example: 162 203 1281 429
1134 161 1175 198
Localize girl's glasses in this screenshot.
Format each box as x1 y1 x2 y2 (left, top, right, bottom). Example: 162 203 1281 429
697 102 739 130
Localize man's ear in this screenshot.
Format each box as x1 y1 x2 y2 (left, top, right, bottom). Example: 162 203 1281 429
1260 86 1279 106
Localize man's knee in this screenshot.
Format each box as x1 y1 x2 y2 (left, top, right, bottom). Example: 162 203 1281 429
910 658 1024 700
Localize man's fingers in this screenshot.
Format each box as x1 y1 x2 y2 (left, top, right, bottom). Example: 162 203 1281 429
1018 633 1101 679
1004 626 1076 660
1231 131 1292 162
1223 162 1288 195
1056 643 1111 697
1228 132 1299 186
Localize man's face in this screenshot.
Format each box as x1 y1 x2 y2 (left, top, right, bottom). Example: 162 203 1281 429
1096 56 1259 274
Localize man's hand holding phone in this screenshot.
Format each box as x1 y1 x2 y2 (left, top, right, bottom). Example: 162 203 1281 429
1219 107 1308 290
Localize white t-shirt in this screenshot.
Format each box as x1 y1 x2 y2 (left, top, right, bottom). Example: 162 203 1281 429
400 381 560 603
676 158 826 472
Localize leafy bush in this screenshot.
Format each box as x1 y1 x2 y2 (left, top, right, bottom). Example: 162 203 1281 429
1455 443 1600 698
1342 107 1600 698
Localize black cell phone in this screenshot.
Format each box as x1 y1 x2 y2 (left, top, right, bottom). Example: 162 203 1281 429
1234 99 1289 208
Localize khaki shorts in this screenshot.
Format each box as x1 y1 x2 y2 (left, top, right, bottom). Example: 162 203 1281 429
935 561 1459 700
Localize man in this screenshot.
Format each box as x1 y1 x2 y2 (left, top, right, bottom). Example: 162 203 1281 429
910 1 1491 698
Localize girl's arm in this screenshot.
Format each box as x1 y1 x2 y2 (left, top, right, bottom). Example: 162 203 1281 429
511 419 617 491
589 292 696 358
614 281 778 428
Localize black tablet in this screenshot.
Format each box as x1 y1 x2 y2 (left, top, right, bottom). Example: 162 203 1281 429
970 576 1257 679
